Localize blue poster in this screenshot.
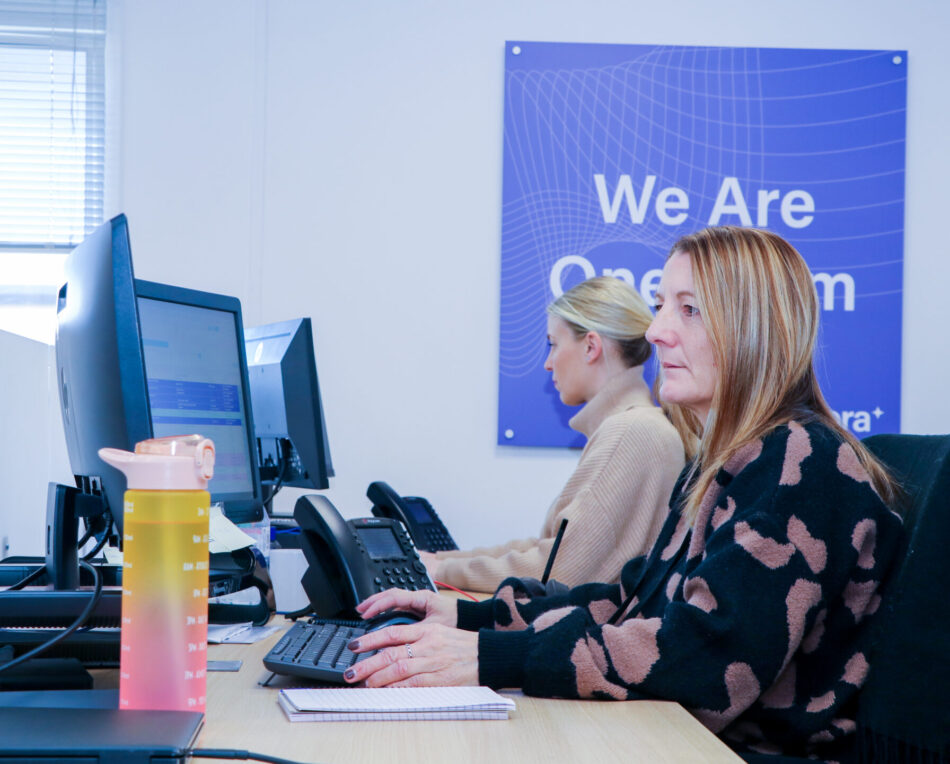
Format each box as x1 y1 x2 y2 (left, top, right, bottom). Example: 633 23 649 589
498 42 907 448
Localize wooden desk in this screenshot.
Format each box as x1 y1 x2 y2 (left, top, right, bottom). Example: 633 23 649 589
199 622 742 764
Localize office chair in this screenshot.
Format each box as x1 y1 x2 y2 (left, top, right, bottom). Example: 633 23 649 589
741 433 950 764
855 433 950 763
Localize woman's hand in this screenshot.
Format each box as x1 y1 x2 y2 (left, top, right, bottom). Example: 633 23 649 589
343 621 479 688
356 587 457 627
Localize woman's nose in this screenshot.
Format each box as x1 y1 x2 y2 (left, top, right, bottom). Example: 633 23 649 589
645 311 668 346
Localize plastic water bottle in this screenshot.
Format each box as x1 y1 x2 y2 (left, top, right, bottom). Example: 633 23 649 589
99 435 215 712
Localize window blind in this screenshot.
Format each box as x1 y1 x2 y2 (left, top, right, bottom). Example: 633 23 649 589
0 0 105 248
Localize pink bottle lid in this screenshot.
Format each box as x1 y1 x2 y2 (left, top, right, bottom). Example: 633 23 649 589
99 435 215 490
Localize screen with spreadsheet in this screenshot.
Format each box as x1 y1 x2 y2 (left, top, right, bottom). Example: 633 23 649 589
136 288 259 510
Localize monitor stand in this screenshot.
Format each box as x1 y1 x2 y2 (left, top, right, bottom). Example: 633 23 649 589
0 481 123 592
0 483 123 669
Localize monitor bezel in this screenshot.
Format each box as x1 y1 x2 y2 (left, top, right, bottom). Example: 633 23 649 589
55 213 151 537
134 279 265 525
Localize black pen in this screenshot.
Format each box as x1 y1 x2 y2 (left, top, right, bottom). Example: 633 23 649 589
541 518 568 585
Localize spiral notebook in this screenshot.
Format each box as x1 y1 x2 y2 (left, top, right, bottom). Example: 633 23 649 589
277 686 516 722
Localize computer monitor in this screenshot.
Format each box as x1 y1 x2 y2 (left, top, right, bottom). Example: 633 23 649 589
0 215 265 662
55 214 150 537
55 214 264 538
136 281 263 523
244 318 334 497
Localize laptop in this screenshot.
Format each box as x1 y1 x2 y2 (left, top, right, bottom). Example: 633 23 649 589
0 693 203 764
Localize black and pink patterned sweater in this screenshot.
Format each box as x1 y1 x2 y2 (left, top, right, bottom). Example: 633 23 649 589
457 420 902 762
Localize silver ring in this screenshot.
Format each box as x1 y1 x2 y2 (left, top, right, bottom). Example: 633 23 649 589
405 643 414 659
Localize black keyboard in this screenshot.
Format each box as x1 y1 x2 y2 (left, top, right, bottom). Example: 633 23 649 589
263 618 376 683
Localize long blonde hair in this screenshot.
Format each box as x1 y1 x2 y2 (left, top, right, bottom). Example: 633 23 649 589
663 226 898 520
548 276 654 368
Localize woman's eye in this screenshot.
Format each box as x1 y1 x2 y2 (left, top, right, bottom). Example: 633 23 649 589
683 304 699 317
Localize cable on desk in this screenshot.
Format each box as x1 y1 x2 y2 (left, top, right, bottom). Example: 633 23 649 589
0 559 103 675
433 580 479 601
2 561 46 591
191 748 319 764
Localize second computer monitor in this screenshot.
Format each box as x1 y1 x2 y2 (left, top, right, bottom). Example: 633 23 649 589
244 317 334 493
135 280 264 523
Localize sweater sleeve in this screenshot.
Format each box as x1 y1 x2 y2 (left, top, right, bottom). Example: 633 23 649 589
433 410 683 592
479 506 800 703
457 554 648 633
477 428 901 736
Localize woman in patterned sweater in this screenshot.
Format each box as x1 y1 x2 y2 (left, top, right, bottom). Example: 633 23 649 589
345 227 902 762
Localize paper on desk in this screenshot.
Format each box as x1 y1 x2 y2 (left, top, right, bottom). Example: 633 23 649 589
277 686 516 722
207 621 280 644
208 505 255 554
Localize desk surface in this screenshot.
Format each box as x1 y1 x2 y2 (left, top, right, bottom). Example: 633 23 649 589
197 621 741 764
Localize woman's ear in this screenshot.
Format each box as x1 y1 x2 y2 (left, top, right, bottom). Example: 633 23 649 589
584 331 604 364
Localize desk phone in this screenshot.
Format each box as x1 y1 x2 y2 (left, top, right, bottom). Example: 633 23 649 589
292 494 435 621
367 481 459 552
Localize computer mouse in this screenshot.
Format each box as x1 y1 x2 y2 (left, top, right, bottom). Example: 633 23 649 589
363 610 422 631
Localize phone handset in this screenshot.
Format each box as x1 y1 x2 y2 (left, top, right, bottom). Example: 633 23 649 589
367 481 459 552
293 493 435 619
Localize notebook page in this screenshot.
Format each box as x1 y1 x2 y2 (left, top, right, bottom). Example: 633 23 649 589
280 686 516 713
277 693 511 723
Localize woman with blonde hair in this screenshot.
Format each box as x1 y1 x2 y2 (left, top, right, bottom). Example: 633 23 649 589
425 275 684 592
347 227 902 763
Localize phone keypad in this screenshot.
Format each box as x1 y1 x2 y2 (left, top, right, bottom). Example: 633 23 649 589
373 564 427 592
423 527 458 552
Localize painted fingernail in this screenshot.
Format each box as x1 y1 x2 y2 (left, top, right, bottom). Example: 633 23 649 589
344 669 356 681
347 639 360 651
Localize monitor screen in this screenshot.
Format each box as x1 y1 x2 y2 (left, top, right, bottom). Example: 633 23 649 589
137 293 256 502
136 281 263 522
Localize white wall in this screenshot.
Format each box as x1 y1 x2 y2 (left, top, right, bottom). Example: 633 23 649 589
7 0 946 555
0 331 73 556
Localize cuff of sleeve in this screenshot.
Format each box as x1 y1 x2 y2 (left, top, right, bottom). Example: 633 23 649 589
478 629 531 689
456 598 495 631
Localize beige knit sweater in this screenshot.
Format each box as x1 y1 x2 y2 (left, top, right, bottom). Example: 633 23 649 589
432 366 685 593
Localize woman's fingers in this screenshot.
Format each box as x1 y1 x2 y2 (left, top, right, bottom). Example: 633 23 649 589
361 654 447 688
348 622 420 654
355 589 419 619
343 633 414 684
356 588 457 627
344 624 478 688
